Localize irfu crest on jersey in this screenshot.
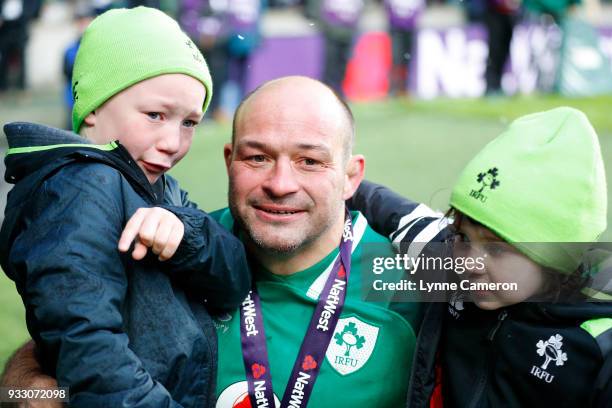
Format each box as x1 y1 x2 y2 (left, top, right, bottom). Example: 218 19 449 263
325 316 379 376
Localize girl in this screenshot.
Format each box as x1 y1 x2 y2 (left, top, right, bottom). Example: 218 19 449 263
350 107 612 407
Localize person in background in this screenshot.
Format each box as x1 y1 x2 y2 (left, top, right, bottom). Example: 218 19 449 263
222 0 265 117
308 0 364 95
523 0 580 23
384 0 424 97
522 0 581 92
180 0 264 122
483 0 520 96
62 1 99 130
0 0 42 92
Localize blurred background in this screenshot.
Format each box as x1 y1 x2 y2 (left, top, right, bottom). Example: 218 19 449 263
1 0 611 368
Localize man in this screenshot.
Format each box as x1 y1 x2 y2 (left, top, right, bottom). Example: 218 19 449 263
2 76 421 407
211 76 422 406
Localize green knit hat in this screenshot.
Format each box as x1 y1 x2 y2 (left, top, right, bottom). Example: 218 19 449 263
450 107 608 273
71 7 212 132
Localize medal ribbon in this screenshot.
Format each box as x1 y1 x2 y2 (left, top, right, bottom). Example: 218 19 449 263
240 210 354 408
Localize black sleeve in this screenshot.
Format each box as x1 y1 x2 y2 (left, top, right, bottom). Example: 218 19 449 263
159 203 251 312
9 164 183 407
594 340 612 407
347 180 450 245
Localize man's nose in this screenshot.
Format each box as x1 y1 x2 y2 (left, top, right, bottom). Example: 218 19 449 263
156 124 181 154
261 158 300 197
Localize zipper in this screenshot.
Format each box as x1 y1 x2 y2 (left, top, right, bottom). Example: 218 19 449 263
488 310 508 341
467 309 508 408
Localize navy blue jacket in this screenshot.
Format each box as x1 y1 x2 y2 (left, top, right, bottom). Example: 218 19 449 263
0 122 251 407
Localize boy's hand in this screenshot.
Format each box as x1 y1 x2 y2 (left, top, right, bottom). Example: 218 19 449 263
118 207 185 261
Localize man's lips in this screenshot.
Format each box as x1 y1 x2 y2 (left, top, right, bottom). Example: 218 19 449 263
253 204 306 221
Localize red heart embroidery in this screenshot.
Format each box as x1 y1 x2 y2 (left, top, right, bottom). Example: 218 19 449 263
252 363 266 379
302 355 317 371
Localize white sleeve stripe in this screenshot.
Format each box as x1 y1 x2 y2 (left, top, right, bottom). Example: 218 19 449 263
391 216 425 243
391 203 443 240
393 217 450 259
389 216 422 242
305 212 368 300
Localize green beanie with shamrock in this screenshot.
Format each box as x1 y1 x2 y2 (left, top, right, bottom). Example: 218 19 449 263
450 107 608 273
71 6 212 132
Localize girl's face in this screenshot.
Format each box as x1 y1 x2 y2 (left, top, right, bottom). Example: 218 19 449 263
453 216 547 310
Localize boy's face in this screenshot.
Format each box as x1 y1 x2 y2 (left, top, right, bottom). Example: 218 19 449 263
83 74 206 184
453 216 546 310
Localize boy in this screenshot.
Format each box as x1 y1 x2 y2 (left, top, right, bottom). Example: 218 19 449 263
0 7 250 407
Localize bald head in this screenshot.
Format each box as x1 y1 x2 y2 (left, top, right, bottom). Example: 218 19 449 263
224 76 365 273
232 76 355 161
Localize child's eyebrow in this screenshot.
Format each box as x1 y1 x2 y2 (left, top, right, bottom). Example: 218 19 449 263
146 98 203 117
461 218 504 242
480 229 504 242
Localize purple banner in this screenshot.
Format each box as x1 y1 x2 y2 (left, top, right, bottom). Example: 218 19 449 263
245 35 324 93
243 24 612 99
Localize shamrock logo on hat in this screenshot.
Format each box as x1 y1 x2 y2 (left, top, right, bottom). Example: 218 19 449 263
185 39 203 63
476 168 501 193
73 81 79 101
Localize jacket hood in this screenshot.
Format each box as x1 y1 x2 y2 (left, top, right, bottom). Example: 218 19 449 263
4 122 117 183
3 122 157 198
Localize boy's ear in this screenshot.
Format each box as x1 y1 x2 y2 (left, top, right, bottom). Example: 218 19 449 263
83 111 96 127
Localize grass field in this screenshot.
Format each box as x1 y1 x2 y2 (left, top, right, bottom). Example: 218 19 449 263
1 91 611 369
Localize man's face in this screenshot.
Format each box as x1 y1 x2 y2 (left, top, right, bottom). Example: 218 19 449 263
225 81 360 255
83 74 206 184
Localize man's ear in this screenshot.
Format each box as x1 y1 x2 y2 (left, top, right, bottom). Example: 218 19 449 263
223 143 233 174
343 154 365 200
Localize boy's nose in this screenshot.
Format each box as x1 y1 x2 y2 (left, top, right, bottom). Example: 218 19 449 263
157 125 181 154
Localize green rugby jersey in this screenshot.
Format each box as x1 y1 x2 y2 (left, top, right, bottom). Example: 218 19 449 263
210 208 420 407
